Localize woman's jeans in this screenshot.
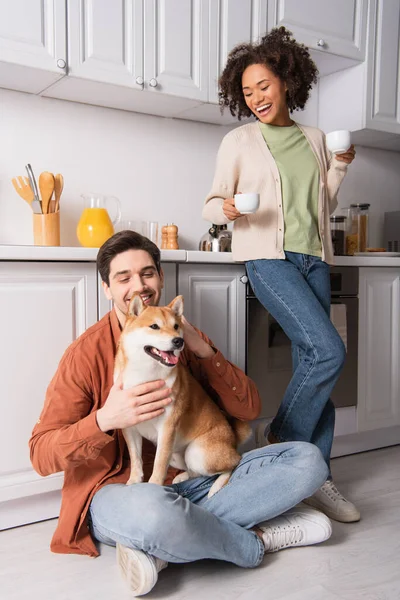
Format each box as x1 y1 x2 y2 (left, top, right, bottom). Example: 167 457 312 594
89 442 328 567
246 252 346 469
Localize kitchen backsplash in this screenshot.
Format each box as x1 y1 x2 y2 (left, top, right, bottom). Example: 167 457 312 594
1 88 400 249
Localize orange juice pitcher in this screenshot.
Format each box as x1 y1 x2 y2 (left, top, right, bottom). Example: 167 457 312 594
77 194 121 248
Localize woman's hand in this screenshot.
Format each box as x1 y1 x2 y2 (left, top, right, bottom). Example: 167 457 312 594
335 144 356 165
223 197 243 221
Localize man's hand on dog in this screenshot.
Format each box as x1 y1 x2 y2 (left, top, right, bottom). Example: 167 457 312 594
96 377 172 432
181 316 215 359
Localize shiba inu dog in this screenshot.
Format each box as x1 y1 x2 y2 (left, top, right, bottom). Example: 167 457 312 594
115 294 250 497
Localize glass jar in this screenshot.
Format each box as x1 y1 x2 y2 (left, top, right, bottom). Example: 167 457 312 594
330 215 347 255
346 203 370 255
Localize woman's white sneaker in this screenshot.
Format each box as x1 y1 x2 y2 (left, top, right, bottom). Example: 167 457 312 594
257 506 332 553
116 543 168 597
303 479 361 523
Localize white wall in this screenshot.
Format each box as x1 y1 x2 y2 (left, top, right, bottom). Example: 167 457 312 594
0 89 228 249
1 88 399 250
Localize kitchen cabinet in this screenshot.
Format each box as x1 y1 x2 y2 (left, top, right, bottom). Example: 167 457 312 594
0 0 67 94
0 261 97 530
269 0 367 67
357 268 400 432
318 0 400 151
177 264 246 371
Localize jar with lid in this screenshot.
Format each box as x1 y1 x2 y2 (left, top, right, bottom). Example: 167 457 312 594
346 203 370 255
330 215 347 255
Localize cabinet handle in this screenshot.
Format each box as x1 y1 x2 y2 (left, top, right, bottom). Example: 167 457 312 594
149 78 158 88
240 275 248 284
317 39 326 48
135 76 144 86
57 58 66 69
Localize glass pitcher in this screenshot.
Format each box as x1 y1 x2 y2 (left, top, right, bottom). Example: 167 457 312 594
77 194 121 248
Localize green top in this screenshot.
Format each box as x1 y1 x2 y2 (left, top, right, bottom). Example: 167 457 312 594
259 122 322 257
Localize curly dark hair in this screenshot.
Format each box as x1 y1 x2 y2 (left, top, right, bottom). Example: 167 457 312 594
219 26 318 120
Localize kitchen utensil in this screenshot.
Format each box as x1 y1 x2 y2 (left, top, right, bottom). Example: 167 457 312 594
33 212 60 246
38 172 55 214
164 223 177 249
25 164 41 212
77 193 121 247
11 176 42 213
326 130 351 154
234 192 260 214
199 224 232 252
53 173 64 213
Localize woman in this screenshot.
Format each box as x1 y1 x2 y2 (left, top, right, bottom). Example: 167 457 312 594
203 27 359 523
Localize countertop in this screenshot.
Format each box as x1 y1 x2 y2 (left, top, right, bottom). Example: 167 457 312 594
1 245 400 267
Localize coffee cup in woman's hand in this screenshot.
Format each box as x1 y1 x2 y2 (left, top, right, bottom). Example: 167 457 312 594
234 192 260 214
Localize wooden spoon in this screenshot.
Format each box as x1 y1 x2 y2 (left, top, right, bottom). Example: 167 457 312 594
39 172 55 214
54 173 64 213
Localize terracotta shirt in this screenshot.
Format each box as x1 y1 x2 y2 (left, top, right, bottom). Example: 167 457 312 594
29 309 261 557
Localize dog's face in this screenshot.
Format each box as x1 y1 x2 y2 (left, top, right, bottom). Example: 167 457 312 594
120 294 184 368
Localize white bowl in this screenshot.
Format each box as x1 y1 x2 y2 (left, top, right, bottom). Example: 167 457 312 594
234 193 260 214
326 130 351 154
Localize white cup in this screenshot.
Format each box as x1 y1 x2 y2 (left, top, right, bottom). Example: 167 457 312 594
326 130 351 154
234 192 260 214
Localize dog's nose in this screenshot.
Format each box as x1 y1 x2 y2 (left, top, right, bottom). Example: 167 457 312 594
172 337 184 349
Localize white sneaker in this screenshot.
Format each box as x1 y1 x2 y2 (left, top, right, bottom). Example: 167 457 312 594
254 418 272 448
303 479 361 523
257 506 332 553
116 543 168 597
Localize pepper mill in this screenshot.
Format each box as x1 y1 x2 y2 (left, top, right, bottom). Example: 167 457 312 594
166 223 179 249
161 225 168 249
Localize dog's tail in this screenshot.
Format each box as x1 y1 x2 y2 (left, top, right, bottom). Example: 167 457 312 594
231 419 252 446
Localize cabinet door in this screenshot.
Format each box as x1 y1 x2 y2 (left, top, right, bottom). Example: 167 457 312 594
178 264 246 371
0 0 67 93
98 262 177 319
366 0 400 134
269 0 367 61
209 0 268 104
67 0 143 88
144 0 209 100
0 262 98 530
357 268 400 432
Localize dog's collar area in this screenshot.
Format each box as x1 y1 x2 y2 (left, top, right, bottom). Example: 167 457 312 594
144 345 179 367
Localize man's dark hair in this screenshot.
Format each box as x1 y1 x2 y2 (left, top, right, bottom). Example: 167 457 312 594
97 230 161 286
219 26 318 120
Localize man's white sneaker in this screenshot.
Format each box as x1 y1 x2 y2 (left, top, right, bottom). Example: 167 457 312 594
116 543 168 597
303 479 361 523
257 506 332 553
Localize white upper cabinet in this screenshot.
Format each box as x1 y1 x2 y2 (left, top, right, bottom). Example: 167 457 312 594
67 0 143 89
269 0 367 64
144 0 209 101
318 0 400 151
0 0 67 93
208 0 268 104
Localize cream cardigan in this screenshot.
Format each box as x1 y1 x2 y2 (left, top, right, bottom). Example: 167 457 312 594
202 121 348 264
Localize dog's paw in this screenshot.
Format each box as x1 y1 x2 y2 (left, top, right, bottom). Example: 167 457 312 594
172 471 190 484
126 474 143 485
148 475 163 485
207 471 231 498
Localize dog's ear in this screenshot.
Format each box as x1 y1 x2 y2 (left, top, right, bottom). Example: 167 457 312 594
128 293 147 318
168 295 184 318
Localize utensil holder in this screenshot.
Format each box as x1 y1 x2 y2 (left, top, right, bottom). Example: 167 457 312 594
33 211 60 246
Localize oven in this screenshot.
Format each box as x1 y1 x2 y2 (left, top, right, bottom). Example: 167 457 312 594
246 267 359 418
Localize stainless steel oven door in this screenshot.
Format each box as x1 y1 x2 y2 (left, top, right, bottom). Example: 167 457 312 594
246 296 358 419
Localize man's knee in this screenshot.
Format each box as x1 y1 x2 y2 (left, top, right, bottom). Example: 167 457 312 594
294 442 329 485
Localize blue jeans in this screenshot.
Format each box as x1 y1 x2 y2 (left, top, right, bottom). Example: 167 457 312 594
89 442 328 568
246 252 346 468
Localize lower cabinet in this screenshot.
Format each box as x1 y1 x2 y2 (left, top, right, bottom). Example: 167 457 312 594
177 263 247 371
357 268 400 431
0 261 98 530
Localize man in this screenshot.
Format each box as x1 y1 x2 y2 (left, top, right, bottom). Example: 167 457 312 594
30 230 331 597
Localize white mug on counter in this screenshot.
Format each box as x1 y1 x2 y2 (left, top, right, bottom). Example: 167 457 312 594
234 192 260 214
326 130 351 154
